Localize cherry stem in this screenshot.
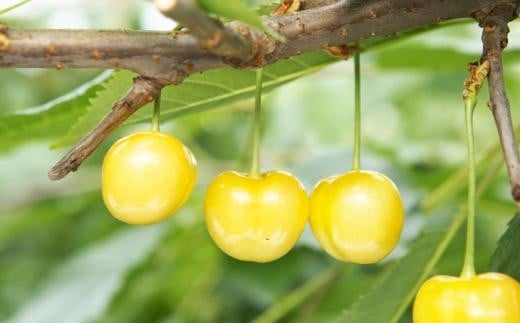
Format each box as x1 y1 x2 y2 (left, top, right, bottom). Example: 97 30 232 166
460 61 490 279
461 95 477 279
352 50 361 171
151 90 161 132
249 68 263 179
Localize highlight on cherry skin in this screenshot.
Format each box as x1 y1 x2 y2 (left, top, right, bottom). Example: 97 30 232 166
309 170 405 264
204 170 309 263
102 131 197 225
413 272 520 323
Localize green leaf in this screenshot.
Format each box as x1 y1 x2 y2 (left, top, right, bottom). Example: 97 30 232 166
55 51 336 147
136 51 333 122
51 70 134 149
100 220 223 323
338 231 446 323
0 71 111 151
489 213 520 281
196 0 284 41
6 225 168 323
251 266 345 323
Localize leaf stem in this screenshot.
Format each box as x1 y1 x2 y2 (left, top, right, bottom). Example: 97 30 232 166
352 50 361 171
249 68 263 178
152 90 162 132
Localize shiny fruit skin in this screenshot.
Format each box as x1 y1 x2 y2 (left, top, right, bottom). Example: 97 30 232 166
413 273 520 323
309 170 404 263
204 170 309 263
102 131 197 225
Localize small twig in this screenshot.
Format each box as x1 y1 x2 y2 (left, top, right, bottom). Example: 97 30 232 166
48 77 167 180
478 3 520 207
154 0 262 64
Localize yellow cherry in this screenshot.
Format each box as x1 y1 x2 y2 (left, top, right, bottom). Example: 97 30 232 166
102 131 197 225
309 170 404 263
204 170 309 263
413 272 520 323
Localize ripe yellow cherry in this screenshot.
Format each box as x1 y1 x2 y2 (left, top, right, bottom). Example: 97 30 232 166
309 170 404 263
102 131 197 225
204 170 309 263
413 273 520 323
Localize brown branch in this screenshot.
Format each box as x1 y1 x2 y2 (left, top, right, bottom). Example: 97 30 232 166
48 77 168 180
0 27 224 83
0 0 516 180
478 3 520 207
1 0 505 74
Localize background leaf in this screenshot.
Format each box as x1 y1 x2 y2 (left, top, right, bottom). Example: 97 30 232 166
489 213 520 281
0 71 111 152
6 225 168 323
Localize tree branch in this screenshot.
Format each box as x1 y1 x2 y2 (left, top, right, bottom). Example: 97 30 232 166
48 77 167 180
0 0 515 180
0 27 224 83
478 3 520 207
0 0 504 74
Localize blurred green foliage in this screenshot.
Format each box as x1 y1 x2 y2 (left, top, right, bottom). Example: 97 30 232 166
1 1 520 322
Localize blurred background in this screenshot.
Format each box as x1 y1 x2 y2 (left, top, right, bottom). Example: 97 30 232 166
1 1 520 322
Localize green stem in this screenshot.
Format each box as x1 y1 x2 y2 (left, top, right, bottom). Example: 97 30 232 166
389 155 504 323
457 61 489 279
151 91 161 132
249 68 264 178
460 95 477 279
0 0 30 15
352 50 361 171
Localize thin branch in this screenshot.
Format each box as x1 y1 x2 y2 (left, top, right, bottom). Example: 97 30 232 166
155 0 254 60
48 77 168 180
478 3 520 207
